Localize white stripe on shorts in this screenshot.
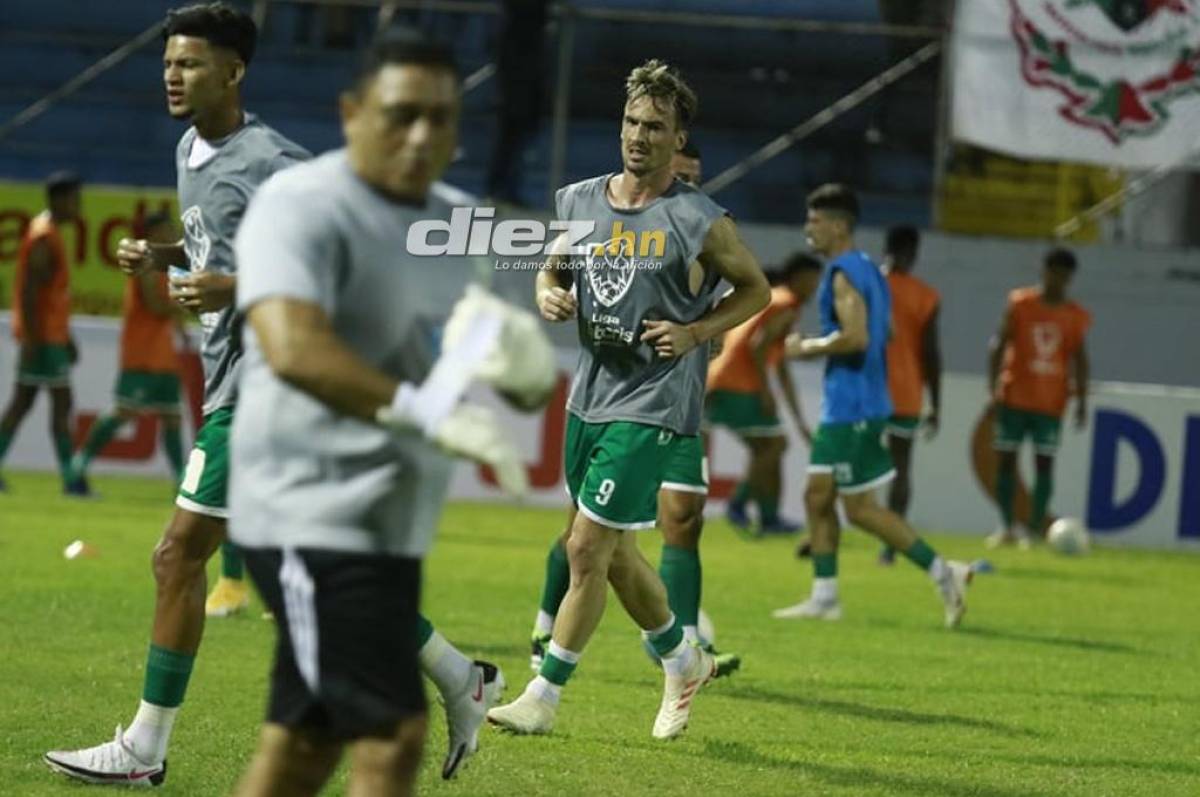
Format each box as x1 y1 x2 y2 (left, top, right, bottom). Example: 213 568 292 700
279 548 320 693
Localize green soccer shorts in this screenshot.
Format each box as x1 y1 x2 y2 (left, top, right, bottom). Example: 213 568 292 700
115 370 181 413
660 431 707 497
994 404 1062 455
565 414 700 530
704 389 783 437
16 343 71 388
809 418 895 494
176 407 231 519
885 414 921 439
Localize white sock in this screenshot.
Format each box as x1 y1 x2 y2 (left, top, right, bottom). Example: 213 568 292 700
124 701 177 763
928 556 949 584
418 629 475 699
528 675 561 706
661 639 696 677
812 577 839 604
682 625 700 644
534 610 555 637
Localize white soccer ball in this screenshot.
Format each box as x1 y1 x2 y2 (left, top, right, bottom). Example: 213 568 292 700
1047 517 1090 556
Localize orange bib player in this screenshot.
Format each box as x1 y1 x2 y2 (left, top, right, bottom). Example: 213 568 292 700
69 212 186 491
988 248 1091 547
706 253 822 534
0 171 83 494
879 226 941 564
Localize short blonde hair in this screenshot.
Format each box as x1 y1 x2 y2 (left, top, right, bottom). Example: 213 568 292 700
625 59 697 129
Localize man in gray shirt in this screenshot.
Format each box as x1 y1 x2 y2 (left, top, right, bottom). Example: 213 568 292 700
45 4 308 788
227 32 550 796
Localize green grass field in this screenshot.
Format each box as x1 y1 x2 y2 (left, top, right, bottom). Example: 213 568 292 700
2 471 1198 796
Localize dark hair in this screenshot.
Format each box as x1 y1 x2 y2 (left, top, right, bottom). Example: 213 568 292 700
1045 247 1078 271
626 59 698 130
350 28 459 93
806 183 859 228
45 170 81 202
885 225 919 263
163 2 258 65
768 251 823 285
679 140 701 160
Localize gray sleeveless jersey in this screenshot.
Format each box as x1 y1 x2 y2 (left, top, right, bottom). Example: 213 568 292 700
175 113 309 415
559 174 727 435
230 150 480 557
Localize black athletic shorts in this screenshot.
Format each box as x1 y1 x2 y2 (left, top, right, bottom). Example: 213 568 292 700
243 546 426 739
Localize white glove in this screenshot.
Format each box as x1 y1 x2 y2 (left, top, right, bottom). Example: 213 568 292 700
377 399 528 498
442 285 556 410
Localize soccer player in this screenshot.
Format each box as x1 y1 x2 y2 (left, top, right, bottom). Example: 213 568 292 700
708 252 820 534
68 212 187 489
44 4 309 785
0 171 84 495
488 59 771 739
525 139 739 676
771 184 971 627
987 248 1090 548
227 33 547 794
877 226 941 565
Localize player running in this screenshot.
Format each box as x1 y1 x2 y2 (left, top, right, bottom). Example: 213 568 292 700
987 248 1090 548
489 59 770 739
225 33 553 794
68 212 188 489
707 252 821 534
44 4 309 785
771 184 971 628
877 226 941 565
0 171 85 495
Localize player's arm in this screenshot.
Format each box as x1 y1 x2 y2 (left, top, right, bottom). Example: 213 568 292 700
534 233 576 322
988 306 1013 401
775 360 811 443
117 238 186 274
170 270 236 313
922 304 943 437
787 271 866 358
749 308 797 415
642 216 770 358
137 271 185 319
1073 340 1089 429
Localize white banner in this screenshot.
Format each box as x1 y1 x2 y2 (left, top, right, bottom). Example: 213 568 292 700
951 0 1200 169
3 320 1197 550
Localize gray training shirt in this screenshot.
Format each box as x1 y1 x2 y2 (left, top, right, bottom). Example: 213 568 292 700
558 174 727 436
176 113 309 415
230 150 479 558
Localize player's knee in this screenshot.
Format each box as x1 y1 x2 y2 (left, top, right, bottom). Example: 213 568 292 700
566 533 611 581
357 716 426 778
152 521 218 584
804 481 835 516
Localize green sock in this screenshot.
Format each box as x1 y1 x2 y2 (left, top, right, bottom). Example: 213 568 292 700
416 613 434 648
659 544 701 627
1032 471 1054 532
539 540 571 616
902 538 937 571
538 647 578 686
996 466 1016 528
813 552 838 578
162 423 184 484
758 494 780 525
76 415 124 475
54 432 74 481
142 644 195 708
0 429 14 464
731 481 752 508
647 616 685 657
221 542 244 580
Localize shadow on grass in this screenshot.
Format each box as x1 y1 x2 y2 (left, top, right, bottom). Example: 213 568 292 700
462 641 532 660
987 751 1200 778
955 626 1140 655
995 566 1145 588
721 686 1039 738
693 739 1039 797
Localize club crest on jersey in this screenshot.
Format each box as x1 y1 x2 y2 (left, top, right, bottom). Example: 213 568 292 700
584 222 666 307
181 206 210 269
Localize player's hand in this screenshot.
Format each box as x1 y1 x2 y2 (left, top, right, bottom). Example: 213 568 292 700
1074 403 1087 430
923 412 940 441
784 332 819 360
641 320 698 359
537 286 576 322
170 271 235 312
66 338 79 365
116 238 157 276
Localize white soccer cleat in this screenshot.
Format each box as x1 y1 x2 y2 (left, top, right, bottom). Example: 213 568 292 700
771 598 843 621
487 687 557 735
940 560 974 629
652 647 717 740
44 726 166 788
441 661 505 780
986 526 1032 550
